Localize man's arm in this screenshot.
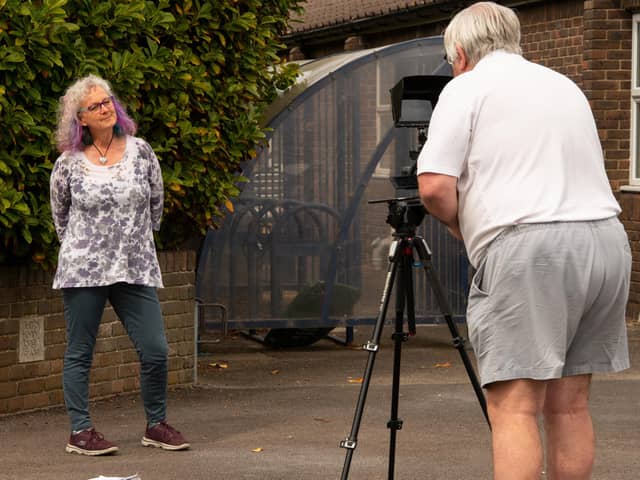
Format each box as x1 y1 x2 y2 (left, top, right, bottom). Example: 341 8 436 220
417 172 462 240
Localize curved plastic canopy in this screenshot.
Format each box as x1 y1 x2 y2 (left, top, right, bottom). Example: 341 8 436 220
196 36 468 334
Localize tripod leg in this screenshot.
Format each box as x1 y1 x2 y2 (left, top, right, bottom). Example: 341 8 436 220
340 240 401 480
387 244 413 479
413 237 491 428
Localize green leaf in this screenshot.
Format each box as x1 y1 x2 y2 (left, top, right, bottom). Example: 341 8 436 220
3 50 26 63
12 202 31 215
0 0 307 266
22 226 32 244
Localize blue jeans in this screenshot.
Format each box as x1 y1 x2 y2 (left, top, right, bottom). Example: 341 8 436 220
62 283 169 432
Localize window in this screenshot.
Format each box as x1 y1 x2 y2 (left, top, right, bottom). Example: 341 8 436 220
373 59 393 178
630 15 640 184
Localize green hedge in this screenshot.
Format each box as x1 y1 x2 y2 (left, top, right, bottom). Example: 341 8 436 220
0 0 302 267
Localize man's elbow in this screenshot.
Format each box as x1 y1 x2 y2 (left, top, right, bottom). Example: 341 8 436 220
418 174 451 204
417 173 458 220
419 186 441 207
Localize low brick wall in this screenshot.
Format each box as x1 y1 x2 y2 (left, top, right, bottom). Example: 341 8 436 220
620 193 640 319
0 250 196 416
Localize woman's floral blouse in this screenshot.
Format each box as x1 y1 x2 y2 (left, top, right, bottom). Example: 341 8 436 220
50 136 164 289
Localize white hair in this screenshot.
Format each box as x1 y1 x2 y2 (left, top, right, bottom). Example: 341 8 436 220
55 74 114 152
444 1 522 66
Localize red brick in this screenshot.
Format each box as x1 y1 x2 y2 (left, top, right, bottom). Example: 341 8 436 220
7 396 24 413
22 392 50 410
95 338 117 353
45 329 66 346
92 366 117 383
44 315 65 330
45 343 66 360
50 359 63 374
122 377 140 392
93 351 123 368
17 378 45 395
118 363 139 378
89 382 113 398
48 389 63 405
0 381 16 399
0 351 16 368
0 319 19 335
45 374 62 391
111 379 125 394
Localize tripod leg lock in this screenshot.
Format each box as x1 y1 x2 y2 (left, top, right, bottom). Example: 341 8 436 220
391 332 409 342
387 419 403 431
340 438 357 450
452 336 465 349
363 341 379 352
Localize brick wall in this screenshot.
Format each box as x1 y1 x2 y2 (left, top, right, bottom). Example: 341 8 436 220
0 250 196 416
581 0 638 316
583 0 632 192
619 195 640 317
519 0 584 84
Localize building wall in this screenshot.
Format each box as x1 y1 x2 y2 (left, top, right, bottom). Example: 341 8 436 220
0 250 196 416
519 0 585 84
288 0 640 318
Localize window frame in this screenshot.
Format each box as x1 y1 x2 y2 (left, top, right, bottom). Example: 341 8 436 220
373 60 392 178
630 14 640 185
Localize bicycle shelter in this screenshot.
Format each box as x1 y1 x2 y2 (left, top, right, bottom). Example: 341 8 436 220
195 36 469 347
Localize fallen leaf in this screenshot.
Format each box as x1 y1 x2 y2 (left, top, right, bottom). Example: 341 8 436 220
209 361 229 369
313 417 330 423
347 377 363 384
434 361 451 368
252 447 263 453
271 370 280 375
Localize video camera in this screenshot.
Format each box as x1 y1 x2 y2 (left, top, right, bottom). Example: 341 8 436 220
389 75 451 190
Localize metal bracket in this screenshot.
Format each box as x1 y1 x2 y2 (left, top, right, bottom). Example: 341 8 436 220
391 332 409 342
362 341 379 352
340 439 357 450
387 419 404 430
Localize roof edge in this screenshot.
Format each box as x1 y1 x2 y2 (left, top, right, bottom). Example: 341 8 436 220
283 0 547 47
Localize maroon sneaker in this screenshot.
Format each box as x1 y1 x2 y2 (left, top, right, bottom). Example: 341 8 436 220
141 421 190 451
65 428 119 456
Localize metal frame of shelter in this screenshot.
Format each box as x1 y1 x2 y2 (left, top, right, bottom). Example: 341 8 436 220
195 36 469 348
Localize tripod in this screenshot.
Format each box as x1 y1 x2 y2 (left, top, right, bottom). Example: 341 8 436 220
339 197 490 480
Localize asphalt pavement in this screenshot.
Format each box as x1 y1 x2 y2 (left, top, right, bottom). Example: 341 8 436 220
1 323 639 480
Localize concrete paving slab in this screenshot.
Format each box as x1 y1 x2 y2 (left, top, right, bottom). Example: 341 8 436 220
1 323 639 480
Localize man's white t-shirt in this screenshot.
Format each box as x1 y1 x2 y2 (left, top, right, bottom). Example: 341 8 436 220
416 50 621 268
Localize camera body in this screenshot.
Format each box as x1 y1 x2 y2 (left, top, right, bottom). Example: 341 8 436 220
389 75 451 193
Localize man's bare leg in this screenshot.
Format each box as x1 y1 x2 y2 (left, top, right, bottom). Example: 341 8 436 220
485 379 546 480
543 375 593 480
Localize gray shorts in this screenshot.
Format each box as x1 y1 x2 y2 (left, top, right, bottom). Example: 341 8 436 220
466 217 631 387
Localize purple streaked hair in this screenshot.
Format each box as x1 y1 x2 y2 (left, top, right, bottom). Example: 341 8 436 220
56 74 137 153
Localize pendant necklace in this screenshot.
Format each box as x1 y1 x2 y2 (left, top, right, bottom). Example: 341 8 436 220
92 135 114 165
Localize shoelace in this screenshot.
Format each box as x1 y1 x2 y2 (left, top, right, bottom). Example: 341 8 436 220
89 430 106 443
156 422 182 441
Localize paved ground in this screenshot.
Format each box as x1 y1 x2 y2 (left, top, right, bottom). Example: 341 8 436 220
1 323 639 480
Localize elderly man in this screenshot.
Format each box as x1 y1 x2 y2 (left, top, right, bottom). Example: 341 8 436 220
417 2 630 479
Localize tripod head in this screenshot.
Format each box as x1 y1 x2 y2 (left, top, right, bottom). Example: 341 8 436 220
369 196 427 237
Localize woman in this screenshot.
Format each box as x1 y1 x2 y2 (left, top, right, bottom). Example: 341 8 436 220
50 74 189 456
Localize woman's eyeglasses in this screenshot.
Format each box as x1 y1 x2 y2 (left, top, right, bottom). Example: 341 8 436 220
78 96 113 114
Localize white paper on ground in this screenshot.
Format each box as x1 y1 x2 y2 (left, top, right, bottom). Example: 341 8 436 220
87 475 141 480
